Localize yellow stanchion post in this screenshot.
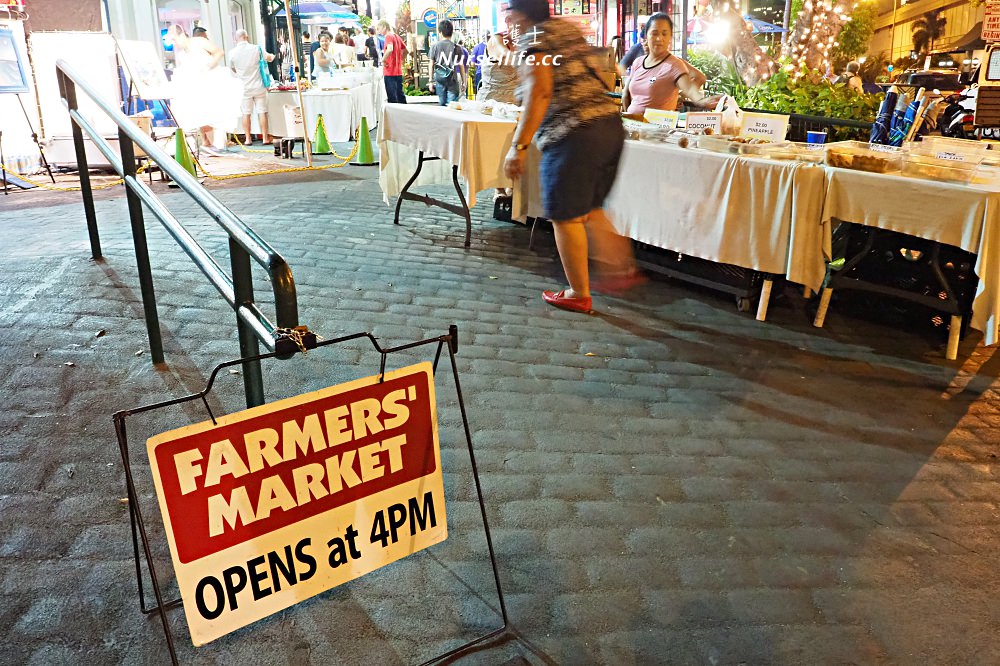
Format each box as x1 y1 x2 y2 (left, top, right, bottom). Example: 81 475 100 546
350 117 376 166
312 114 332 155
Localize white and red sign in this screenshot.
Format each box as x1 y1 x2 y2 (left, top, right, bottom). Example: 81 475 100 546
984 2 1000 43
147 362 447 646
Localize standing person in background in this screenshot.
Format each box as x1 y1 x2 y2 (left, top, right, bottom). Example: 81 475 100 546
503 0 641 313
476 18 516 104
836 61 864 94
229 29 275 145
428 19 464 105
332 31 356 67
313 30 335 75
365 26 380 64
617 23 646 77
168 25 241 152
470 32 489 93
377 20 407 103
354 28 368 61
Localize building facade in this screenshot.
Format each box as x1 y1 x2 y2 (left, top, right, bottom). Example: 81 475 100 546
870 0 985 65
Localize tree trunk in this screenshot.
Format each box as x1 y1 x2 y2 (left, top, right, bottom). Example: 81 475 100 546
785 0 852 73
719 8 776 86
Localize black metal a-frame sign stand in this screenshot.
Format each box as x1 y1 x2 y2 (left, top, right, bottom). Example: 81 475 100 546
113 327 541 665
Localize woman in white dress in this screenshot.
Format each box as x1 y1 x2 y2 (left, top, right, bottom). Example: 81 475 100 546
167 25 242 150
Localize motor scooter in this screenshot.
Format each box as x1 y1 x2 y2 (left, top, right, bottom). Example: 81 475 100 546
938 88 978 139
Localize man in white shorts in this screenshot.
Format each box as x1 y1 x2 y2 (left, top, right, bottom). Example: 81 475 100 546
229 29 275 144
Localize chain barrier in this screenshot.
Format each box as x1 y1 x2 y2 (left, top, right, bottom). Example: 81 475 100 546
315 115 358 161
3 126 365 191
190 138 359 182
0 161 149 192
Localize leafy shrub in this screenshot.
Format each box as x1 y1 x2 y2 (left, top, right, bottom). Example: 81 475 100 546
687 49 747 98
736 69 884 140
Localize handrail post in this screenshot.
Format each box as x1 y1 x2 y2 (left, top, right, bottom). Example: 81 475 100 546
119 126 165 364
61 69 101 260
230 239 265 407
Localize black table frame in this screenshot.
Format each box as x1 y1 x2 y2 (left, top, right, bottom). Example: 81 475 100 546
393 150 473 248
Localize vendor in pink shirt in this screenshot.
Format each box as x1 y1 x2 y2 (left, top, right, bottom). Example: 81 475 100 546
622 13 722 118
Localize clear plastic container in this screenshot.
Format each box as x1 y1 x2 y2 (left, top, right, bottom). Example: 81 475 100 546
824 141 906 174
902 137 985 183
903 153 982 183
697 135 782 155
761 141 826 163
909 136 989 161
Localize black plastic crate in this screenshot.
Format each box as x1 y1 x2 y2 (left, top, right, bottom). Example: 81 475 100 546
828 222 979 338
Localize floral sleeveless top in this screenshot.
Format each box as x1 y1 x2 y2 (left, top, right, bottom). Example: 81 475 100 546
515 19 618 150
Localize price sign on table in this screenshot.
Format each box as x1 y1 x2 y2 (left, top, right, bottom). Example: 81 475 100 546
739 112 790 143
685 112 723 133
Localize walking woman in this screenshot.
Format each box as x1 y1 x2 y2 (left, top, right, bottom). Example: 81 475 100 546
502 0 640 313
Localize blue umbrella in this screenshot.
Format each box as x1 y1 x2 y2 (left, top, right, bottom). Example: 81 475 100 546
743 15 787 34
276 2 355 17
890 98 921 146
870 86 897 145
889 92 908 137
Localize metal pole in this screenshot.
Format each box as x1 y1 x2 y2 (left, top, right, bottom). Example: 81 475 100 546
891 0 898 64
282 0 314 166
782 0 792 46
119 126 165 364
230 239 265 408
61 71 102 260
681 0 689 61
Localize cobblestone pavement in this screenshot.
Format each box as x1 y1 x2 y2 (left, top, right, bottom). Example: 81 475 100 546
2 153 1000 665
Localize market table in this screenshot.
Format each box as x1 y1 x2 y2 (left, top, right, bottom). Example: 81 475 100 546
604 141 828 319
812 167 1000 359
236 85 376 141
378 104 539 247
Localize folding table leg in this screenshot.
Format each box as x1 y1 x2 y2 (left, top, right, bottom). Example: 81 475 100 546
813 287 832 327
946 315 962 360
756 279 773 322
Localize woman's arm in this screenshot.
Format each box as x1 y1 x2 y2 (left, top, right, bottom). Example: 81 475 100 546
620 75 632 113
676 73 722 109
682 60 707 89
316 46 332 69
205 40 224 68
503 58 554 180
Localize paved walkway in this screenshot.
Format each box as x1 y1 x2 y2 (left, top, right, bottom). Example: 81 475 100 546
2 155 1000 665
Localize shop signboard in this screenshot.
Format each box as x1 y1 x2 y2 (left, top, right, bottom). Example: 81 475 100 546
984 2 1000 43
423 9 438 29
147 363 448 646
0 26 29 93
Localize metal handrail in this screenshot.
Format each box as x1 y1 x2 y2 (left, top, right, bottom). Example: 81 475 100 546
56 59 303 407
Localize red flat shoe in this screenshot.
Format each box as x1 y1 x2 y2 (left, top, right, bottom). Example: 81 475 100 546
592 271 649 296
543 290 593 313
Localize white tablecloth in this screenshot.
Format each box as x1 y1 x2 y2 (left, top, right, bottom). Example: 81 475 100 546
606 142 829 292
821 167 1000 345
378 104 523 209
235 86 375 141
